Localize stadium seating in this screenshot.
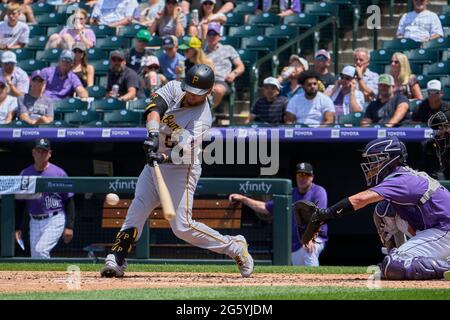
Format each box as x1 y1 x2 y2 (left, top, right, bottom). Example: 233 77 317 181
13 48 35 60
416 75 436 88
283 13 318 29
118 24 147 38
337 112 363 127
65 110 99 126
96 37 128 51
36 49 62 63
128 98 151 112
224 12 245 28
39 120 71 128
35 13 68 27
408 99 421 115
423 37 450 52
423 62 450 77
405 49 440 65
89 25 117 38
228 25 264 38
304 2 338 17
90 60 111 78
87 48 109 61
265 25 298 41
234 1 256 14
29 25 47 37
439 14 450 28
46 25 65 36
103 110 142 127
54 97 89 113
91 98 127 113
220 36 240 48
382 38 421 51
241 36 277 53
247 13 281 27
27 36 48 50
31 2 55 14
87 86 107 99
17 60 48 74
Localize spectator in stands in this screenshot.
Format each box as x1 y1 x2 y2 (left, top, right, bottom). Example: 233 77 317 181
411 80 449 124
18 70 54 126
229 162 328 266
150 0 187 37
71 42 95 88
205 23 244 109
179 36 214 72
396 0 443 43
313 49 336 90
90 0 139 27
40 50 89 101
181 0 235 15
158 35 185 81
276 54 308 99
0 3 29 50
390 52 423 100
0 0 36 24
106 50 142 101
248 77 287 124
0 51 29 97
354 47 378 102
360 74 409 128
139 55 167 95
132 0 165 26
325 65 364 117
255 0 300 17
46 9 96 50
284 70 335 126
125 29 153 73
188 0 227 42
0 79 18 124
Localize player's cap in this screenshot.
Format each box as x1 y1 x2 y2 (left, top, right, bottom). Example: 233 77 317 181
110 50 125 61
289 55 309 71
341 65 356 78
263 77 281 90
34 138 51 151
59 49 75 63
1 51 16 64
201 0 216 3
207 23 222 36
141 55 160 67
31 70 45 81
314 49 331 61
72 41 86 52
378 74 395 86
162 35 178 48
296 162 314 175
179 36 202 50
136 29 152 43
427 79 442 92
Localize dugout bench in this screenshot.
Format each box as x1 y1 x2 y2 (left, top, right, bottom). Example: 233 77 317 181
0 177 292 265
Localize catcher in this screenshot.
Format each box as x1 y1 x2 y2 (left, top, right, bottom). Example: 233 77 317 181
229 162 328 266
298 136 450 280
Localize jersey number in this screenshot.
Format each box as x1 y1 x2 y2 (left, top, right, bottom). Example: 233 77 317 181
165 135 176 148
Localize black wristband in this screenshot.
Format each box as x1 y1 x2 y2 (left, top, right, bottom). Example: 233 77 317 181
326 198 355 219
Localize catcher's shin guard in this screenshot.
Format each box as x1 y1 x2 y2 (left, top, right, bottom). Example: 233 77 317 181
381 253 450 280
110 227 137 266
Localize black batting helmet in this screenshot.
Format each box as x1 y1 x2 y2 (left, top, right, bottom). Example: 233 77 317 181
181 64 215 95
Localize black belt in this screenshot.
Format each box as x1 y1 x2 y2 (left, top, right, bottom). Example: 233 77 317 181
30 211 61 220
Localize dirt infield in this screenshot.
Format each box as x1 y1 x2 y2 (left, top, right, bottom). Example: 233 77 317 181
0 271 449 293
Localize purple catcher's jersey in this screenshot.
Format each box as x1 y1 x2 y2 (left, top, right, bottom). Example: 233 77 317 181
371 166 450 232
20 163 74 216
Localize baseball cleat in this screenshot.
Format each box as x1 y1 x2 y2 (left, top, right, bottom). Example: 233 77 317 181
234 235 254 278
100 254 128 278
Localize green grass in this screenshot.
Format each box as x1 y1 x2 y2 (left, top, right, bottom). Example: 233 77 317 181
0 262 367 274
1 286 449 300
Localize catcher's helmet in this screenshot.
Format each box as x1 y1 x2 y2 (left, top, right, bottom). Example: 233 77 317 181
428 109 450 157
360 136 408 187
181 64 215 95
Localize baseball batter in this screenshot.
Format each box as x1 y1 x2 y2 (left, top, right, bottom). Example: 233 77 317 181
300 136 450 280
100 64 254 278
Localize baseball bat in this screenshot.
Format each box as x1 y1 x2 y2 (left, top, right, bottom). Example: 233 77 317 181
153 162 176 221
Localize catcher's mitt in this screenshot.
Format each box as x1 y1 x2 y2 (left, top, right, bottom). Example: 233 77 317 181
294 200 329 245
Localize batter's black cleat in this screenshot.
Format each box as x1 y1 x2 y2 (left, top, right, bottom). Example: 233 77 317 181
100 254 128 278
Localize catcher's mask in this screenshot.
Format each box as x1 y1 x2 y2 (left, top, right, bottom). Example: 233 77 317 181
361 137 407 187
428 110 450 158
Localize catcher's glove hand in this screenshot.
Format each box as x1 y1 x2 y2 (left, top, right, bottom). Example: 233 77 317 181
296 200 331 245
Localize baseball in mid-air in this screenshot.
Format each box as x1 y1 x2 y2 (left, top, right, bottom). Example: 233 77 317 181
106 193 120 206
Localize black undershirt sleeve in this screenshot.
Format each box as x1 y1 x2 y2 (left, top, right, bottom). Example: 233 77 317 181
143 94 169 120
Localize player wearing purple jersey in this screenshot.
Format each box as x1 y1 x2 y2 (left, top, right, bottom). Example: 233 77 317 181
299 136 450 280
229 162 328 266
15 139 76 258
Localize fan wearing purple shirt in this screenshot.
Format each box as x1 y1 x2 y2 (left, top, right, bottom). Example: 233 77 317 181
300 136 450 280
39 50 88 101
229 162 328 266
15 139 76 259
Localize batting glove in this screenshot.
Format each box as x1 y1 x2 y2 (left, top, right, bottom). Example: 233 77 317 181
146 151 168 166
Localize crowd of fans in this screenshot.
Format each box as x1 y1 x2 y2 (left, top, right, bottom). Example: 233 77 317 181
0 0 448 128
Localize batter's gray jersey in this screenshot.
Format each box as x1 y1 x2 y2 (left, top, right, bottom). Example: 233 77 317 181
155 81 212 163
